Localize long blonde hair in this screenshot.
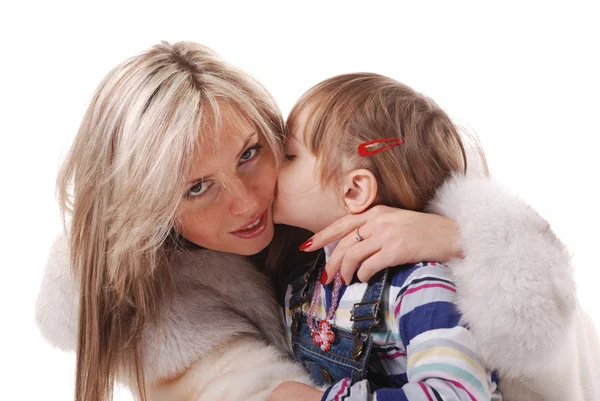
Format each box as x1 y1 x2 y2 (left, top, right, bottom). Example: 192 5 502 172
57 41 285 401
287 72 488 211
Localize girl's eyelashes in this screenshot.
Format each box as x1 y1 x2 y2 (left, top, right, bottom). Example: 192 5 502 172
240 144 262 164
188 180 214 198
284 154 296 161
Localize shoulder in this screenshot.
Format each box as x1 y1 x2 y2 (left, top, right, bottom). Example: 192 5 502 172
386 263 463 347
173 246 269 289
387 262 460 322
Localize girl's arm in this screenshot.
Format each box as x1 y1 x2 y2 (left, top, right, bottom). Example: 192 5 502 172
288 263 496 401
304 174 578 382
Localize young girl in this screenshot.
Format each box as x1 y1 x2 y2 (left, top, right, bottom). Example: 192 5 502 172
273 73 499 400
272 73 599 400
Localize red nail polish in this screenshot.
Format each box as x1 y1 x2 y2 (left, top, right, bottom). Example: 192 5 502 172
320 271 328 285
341 276 347 286
299 238 313 251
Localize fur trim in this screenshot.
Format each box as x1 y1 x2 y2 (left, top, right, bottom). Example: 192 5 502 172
35 234 79 352
35 233 294 384
139 247 291 382
144 336 315 401
428 174 578 379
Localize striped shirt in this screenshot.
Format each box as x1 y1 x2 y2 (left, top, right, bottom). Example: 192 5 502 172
282 260 501 401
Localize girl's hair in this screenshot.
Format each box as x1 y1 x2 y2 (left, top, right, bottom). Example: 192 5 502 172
57 41 285 401
287 72 488 211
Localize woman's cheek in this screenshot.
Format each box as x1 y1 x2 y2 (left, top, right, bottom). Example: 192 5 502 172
260 153 278 196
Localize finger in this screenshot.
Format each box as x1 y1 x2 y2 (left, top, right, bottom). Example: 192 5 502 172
339 239 381 286
323 225 372 284
302 212 369 252
356 250 394 283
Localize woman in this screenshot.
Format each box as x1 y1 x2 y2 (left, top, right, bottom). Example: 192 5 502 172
35 41 590 401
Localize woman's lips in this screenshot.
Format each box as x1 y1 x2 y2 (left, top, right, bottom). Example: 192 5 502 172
230 209 268 239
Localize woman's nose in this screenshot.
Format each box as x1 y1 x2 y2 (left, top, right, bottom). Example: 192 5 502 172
226 176 260 216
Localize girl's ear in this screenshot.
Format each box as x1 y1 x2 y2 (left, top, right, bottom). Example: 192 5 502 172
342 169 378 214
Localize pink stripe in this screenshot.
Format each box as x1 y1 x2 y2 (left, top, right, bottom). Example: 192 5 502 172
404 283 456 296
378 351 407 360
419 382 434 401
447 379 478 401
334 377 350 401
394 283 456 316
395 299 401 316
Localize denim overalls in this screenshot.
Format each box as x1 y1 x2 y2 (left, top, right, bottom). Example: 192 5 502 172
288 251 389 387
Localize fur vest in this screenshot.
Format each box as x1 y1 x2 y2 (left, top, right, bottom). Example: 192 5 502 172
35 235 314 400
36 174 599 400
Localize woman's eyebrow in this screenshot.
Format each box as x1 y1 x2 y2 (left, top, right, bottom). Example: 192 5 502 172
186 131 257 185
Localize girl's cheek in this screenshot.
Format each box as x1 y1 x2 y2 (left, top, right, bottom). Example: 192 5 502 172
279 170 297 195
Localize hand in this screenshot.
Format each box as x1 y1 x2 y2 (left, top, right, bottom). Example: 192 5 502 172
268 381 324 401
301 205 463 285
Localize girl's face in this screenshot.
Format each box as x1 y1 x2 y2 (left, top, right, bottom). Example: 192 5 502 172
175 108 277 255
273 124 347 233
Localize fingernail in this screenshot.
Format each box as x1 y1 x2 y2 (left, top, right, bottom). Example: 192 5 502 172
320 270 328 285
299 238 313 251
341 276 347 286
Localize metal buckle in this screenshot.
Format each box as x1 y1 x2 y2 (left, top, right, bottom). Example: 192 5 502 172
291 271 311 292
350 300 381 322
352 335 365 359
288 279 313 311
351 328 372 359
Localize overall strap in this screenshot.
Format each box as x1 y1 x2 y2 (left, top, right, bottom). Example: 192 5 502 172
350 268 389 359
288 251 324 309
289 251 324 336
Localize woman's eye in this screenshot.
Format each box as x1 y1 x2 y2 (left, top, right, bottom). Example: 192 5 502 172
188 181 213 197
240 144 262 163
284 154 296 161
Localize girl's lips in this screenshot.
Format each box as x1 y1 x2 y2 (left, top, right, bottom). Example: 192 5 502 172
230 210 268 239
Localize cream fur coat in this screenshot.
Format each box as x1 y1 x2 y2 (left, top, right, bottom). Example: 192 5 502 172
36 175 600 400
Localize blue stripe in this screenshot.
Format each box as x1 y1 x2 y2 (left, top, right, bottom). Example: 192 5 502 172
398 301 462 346
431 387 443 401
369 371 408 388
322 383 335 400
324 280 348 311
389 263 425 288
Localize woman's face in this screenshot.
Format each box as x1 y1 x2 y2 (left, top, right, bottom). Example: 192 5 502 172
175 108 277 255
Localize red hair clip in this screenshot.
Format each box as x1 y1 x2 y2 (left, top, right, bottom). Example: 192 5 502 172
358 138 404 157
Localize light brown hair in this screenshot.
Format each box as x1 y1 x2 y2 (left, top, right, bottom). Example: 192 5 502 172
287 72 488 211
57 41 285 401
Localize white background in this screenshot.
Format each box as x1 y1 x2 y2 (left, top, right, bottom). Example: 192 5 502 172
1 0 598 399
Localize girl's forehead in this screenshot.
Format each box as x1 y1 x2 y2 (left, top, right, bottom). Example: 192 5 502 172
289 107 316 146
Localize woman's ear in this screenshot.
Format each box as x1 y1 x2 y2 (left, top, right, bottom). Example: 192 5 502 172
342 169 378 214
